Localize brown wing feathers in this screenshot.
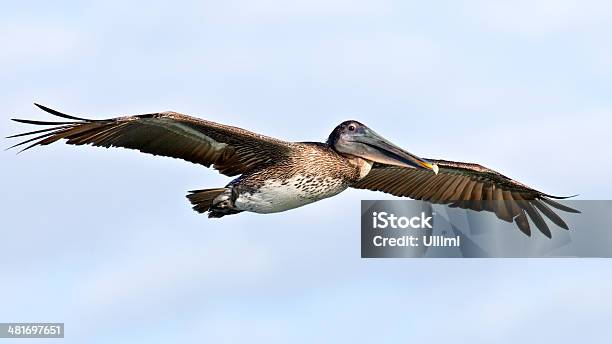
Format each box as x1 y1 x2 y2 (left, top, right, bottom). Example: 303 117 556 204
9 104 578 237
352 160 579 238
8 103 292 177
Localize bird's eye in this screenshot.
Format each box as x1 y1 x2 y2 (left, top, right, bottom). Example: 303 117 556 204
348 125 355 131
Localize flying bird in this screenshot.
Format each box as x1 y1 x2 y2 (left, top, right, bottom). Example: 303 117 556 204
8 104 578 238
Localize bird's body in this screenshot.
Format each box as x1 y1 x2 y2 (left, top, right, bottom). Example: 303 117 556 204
9 104 579 237
197 142 370 216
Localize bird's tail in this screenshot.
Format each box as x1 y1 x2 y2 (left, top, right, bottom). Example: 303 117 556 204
186 188 228 214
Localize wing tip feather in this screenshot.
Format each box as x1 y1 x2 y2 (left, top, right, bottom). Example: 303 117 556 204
543 193 579 200
32 103 91 121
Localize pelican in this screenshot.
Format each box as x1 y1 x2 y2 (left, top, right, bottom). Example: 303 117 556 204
8 104 578 238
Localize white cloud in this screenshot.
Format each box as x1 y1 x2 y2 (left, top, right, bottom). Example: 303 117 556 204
199 0 394 21
72 233 274 315
0 23 82 65
465 0 612 36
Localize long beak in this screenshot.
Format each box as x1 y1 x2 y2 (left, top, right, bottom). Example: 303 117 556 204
353 128 438 174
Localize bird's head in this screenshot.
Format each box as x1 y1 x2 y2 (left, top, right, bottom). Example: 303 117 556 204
327 120 438 173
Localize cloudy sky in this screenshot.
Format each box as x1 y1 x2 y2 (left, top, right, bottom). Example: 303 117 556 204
1 0 611 343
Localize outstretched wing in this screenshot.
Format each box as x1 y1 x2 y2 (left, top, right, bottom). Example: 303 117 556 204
8 104 294 176
352 159 579 238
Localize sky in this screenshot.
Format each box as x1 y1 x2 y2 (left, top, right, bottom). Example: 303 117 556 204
1 0 611 343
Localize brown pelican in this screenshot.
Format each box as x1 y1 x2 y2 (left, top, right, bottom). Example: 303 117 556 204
8 104 578 237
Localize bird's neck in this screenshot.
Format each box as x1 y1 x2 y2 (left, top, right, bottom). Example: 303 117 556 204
345 156 373 180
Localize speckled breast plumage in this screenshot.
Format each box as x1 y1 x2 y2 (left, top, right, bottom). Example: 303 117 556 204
226 142 368 213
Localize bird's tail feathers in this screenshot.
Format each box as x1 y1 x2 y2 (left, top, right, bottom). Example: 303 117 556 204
186 188 228 214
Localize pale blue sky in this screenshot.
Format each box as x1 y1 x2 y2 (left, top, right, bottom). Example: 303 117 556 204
1 1 611 343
